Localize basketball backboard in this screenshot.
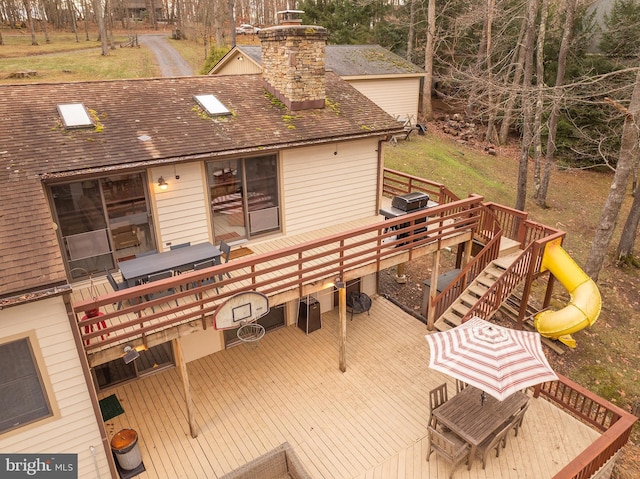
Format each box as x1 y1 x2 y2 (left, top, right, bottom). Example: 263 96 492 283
213 291 270 330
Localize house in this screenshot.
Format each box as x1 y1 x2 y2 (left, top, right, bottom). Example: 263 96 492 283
0 20 635 479
210 44 426 122
0 22 406 478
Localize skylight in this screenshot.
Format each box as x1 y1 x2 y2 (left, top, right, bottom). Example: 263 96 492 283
57 103 94 129
193 94 231 116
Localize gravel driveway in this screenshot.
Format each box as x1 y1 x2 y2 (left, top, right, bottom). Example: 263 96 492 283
138 34 193 77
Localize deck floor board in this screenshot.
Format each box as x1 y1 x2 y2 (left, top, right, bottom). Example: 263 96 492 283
100 297 599 479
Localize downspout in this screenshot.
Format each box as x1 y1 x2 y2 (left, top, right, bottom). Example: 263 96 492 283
63 293 119 479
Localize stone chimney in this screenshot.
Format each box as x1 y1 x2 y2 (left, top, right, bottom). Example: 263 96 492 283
258 13 327 111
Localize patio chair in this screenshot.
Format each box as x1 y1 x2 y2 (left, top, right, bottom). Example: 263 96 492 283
104 268 127 310
170 242 191 250
429 383 449 428
218 240 232 280
475 421 512 469
455 379 468 394
510 402 530 437
426 425 470 479
144 270 179 312
188 259 219 298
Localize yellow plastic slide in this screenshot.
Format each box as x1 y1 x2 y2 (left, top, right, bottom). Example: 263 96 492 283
533 239 601 348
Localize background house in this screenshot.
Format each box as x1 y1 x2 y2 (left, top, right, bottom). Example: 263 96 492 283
210 44 426 122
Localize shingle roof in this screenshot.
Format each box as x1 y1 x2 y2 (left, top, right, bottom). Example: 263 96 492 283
0 73 403 298
225 45 425 77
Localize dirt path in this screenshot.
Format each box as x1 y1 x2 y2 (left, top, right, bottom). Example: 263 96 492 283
138 34 193 77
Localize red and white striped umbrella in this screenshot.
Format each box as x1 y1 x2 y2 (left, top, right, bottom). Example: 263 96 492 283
425 316 558 401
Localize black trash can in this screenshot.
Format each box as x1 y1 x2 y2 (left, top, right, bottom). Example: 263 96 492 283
111 428 142 471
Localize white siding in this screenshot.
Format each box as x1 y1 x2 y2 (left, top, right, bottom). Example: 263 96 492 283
282 138 380 236
151 162 211 251
348 77 421 121
215 55 262 75
0 297 111 479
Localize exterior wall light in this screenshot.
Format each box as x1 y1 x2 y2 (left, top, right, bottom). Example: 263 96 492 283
158 176 168 190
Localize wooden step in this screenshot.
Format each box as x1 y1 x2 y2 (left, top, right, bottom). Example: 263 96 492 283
468 283 489 297
451 302 471 316
435 312 463 330
460 291 480 306
484 265 506 278
476 274 496 289
493 252 521 270
499 237 521 257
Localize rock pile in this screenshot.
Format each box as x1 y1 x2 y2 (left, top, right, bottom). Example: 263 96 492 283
439 114 479 143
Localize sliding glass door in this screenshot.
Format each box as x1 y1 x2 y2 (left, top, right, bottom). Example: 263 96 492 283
208 154 280 244
50 173 154 280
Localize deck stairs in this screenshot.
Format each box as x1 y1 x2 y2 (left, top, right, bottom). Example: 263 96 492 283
433 236 522 331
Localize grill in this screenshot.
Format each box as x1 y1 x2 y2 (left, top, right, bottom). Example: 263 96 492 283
391 192 430 212
379 193 439 245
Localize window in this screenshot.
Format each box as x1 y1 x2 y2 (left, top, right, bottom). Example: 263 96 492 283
0 334 56 435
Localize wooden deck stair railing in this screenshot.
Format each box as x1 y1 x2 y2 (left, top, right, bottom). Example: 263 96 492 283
427 209 502 331
431 202 566 331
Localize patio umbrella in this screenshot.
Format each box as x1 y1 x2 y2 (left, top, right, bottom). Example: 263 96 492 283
425 316 558 401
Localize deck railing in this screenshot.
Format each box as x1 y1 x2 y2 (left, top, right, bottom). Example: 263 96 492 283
534 374 637 479
73 195 485 350
382 168 459 204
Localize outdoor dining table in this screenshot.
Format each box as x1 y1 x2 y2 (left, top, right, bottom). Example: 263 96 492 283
431 385 529 469
118 242 222 287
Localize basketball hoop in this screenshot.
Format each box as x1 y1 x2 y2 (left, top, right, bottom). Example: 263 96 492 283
237 323 265 350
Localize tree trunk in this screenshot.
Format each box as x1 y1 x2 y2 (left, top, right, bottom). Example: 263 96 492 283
38 0 50 43
616 182 640 262
228 0 236 47
92 0 109 55
498 19 527 145
67 0 79 42
82 0 90 40
515 0 539 211
584 66 640 280
532 0 548 202
407 0 415 61
483 0 496 143
422 0 435 121
537 0 577 206
23 0 39 45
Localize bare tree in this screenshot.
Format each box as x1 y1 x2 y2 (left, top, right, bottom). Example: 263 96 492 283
617 180 640 264
422 0 435 121
535 0 578 207
515 0 540 211
407 0 416 61
584 69 640 280
498 19 526 145
22 0 39 45
532 0 548 200
92 0 109 55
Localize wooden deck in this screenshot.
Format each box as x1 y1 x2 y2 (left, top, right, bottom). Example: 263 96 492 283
100 296 599 479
